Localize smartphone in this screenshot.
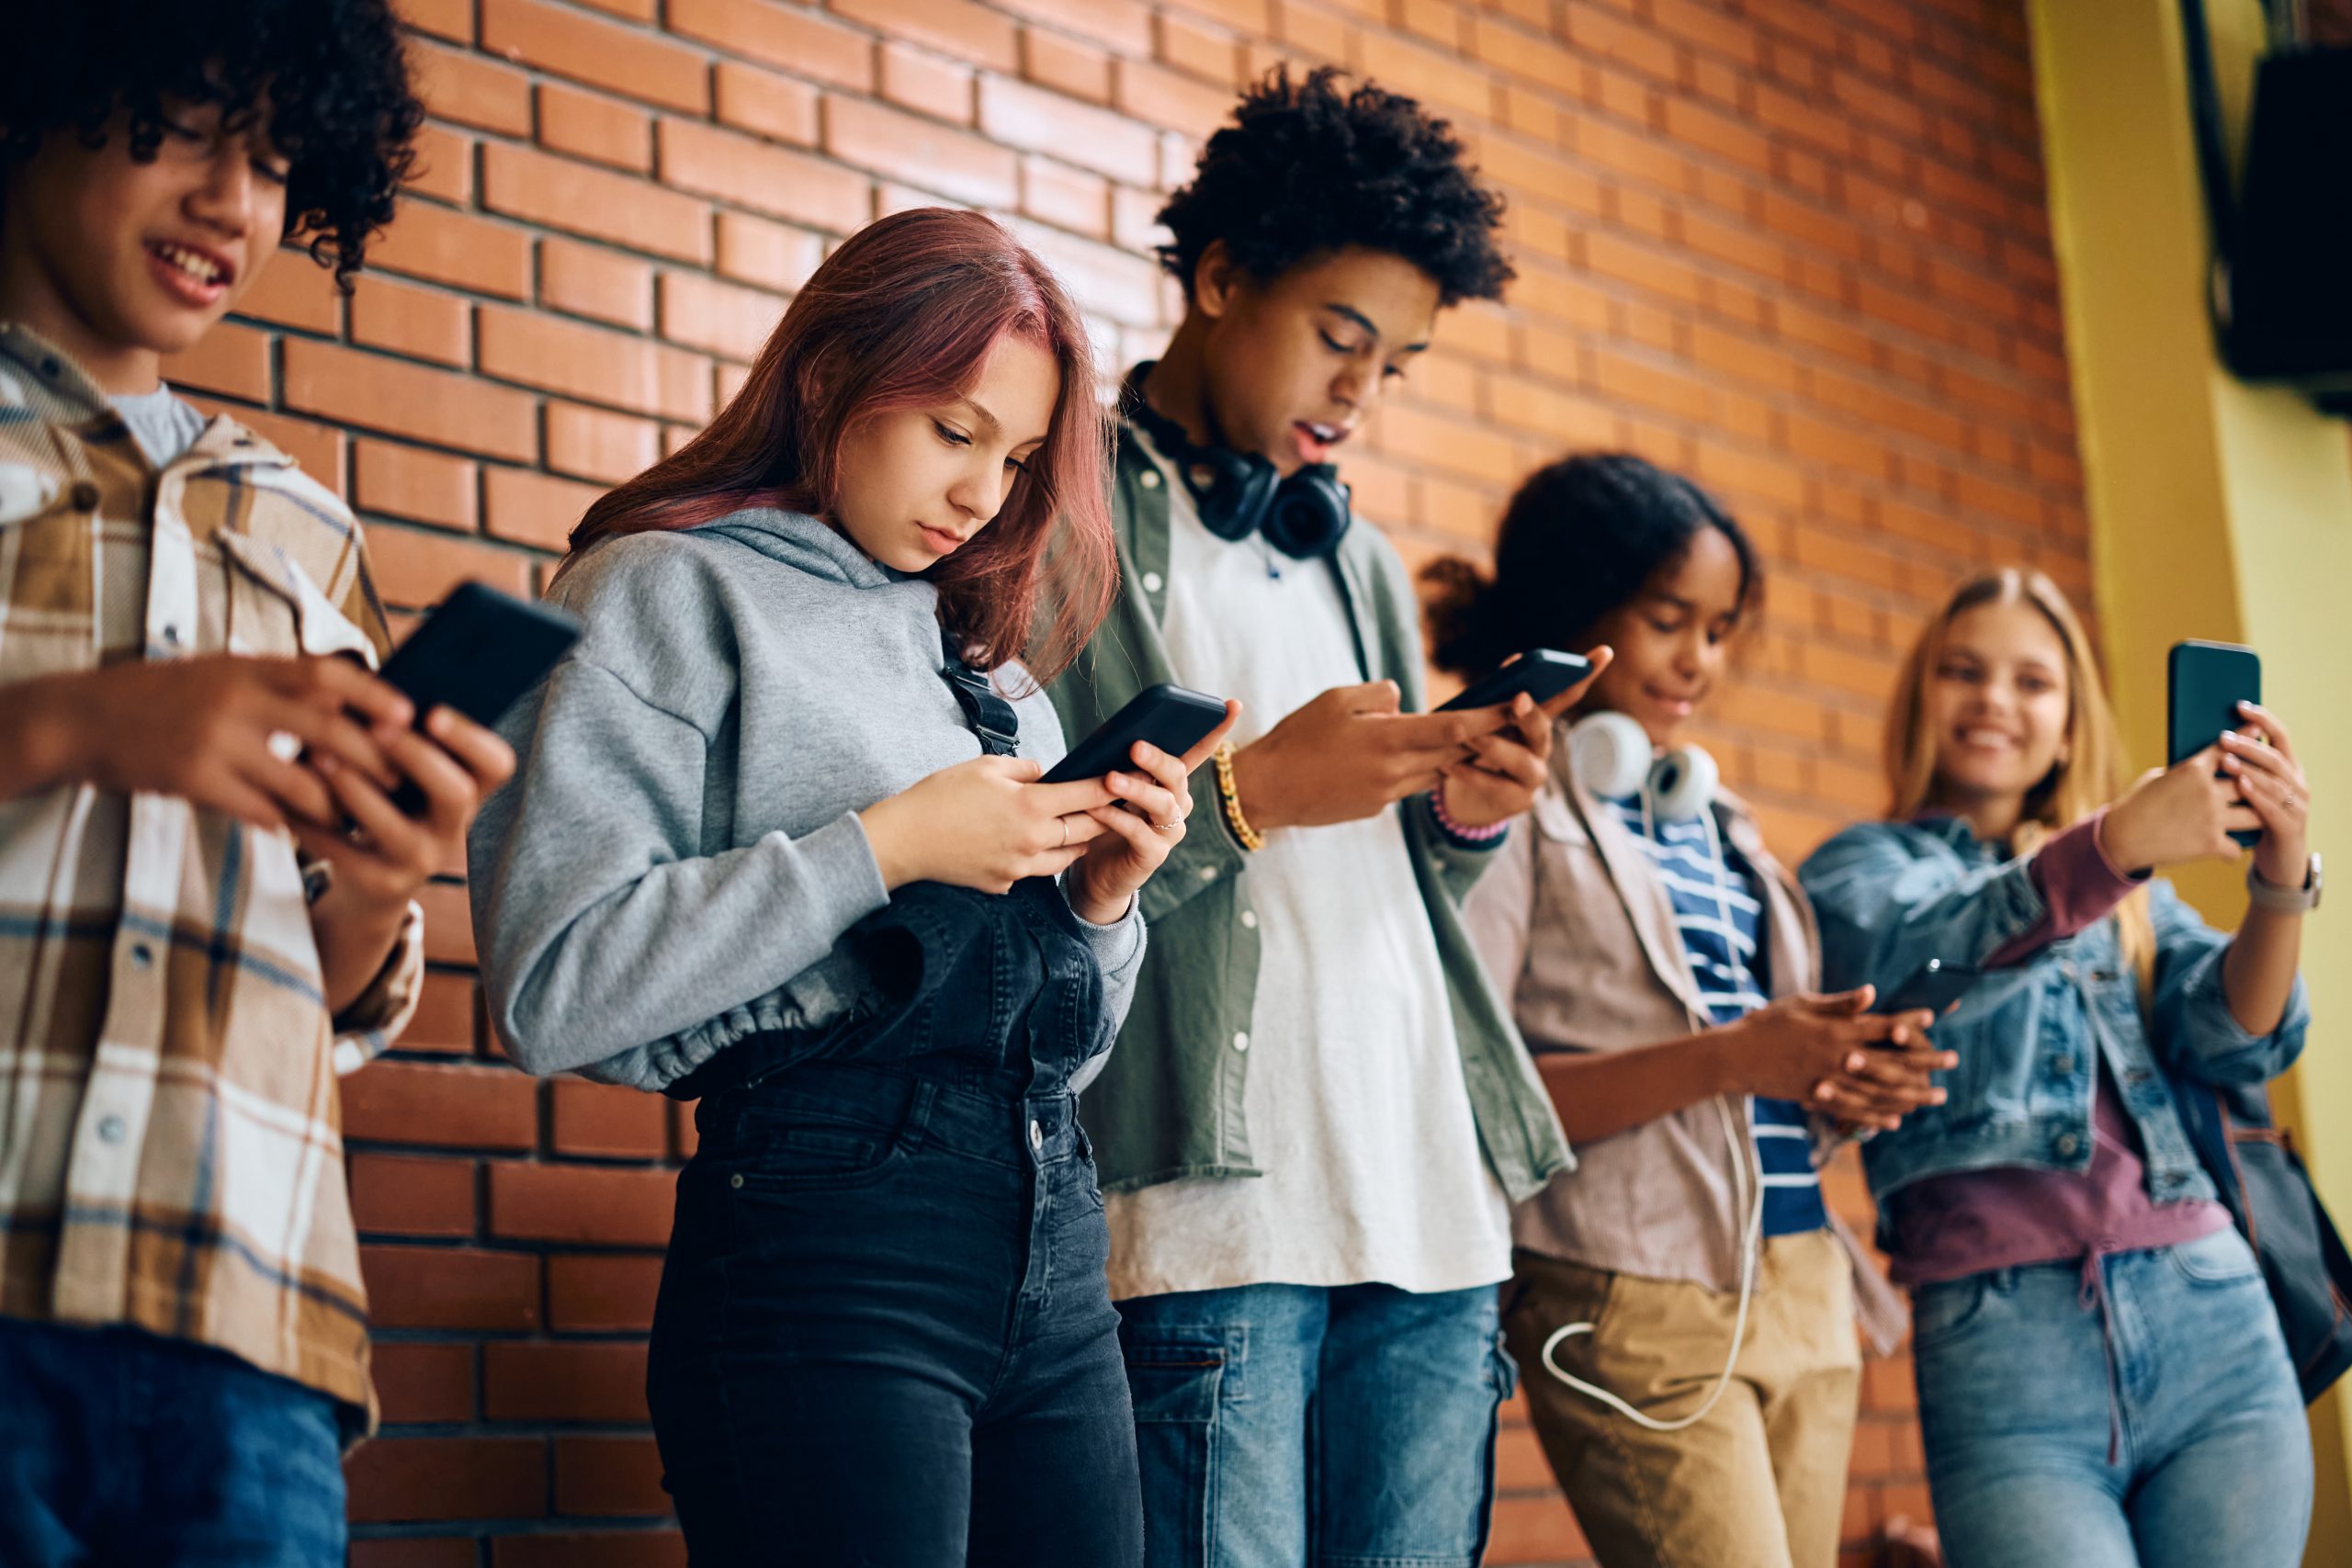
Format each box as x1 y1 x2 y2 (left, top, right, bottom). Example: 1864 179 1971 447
1873 957 1984 1018
1042 682 1229 784
1437 649 1594 714
375 582 582 813
2167 638 2262 847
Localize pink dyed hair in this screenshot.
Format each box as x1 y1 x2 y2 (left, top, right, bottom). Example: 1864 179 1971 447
569 207 1116 681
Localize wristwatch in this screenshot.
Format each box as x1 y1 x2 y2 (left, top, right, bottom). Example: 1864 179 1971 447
2246 852 2323 913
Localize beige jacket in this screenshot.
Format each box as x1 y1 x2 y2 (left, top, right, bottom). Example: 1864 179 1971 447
1463 739 1908 1355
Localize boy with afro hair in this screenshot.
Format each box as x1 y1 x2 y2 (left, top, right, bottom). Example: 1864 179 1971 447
0 5 513 1561
1049 66 1606 1566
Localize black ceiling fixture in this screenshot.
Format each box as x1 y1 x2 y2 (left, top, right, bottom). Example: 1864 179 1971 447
2180 0 2352 416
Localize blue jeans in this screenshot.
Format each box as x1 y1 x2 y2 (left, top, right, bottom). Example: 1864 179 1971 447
1912 1226 2311 1568
646 880 1142 1566
0 1318 345 1567
1117 1281 1513 1568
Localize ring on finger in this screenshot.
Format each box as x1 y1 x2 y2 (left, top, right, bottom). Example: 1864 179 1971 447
1058 817 1070 850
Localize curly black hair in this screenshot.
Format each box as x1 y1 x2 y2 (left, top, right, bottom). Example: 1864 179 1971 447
2 0 422 293
1157 65 1513 309
1424 454 1761 677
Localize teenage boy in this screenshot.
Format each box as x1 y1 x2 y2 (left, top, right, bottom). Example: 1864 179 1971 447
1052 67 1602 1566
0 6 513 1562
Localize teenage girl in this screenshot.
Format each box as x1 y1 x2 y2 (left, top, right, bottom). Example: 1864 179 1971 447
469 208 1234 1567
1801 568 2315 1568
1433 454 1945 1568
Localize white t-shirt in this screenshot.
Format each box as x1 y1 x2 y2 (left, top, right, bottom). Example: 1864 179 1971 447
110 384 209 467
1101 433 1512 1300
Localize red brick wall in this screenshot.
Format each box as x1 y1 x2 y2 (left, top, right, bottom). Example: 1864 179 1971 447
162 1 2088 1562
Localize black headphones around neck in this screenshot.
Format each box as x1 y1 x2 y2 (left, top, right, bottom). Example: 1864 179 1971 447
1119 363 1352 560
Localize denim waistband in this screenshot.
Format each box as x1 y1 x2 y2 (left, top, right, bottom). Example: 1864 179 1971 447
703 1059 1087 1171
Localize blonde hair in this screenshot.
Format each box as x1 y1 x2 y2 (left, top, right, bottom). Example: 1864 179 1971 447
1883 569 2154 995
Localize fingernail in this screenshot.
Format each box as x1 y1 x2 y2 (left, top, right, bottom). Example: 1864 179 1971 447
1933 1089 1948 1103
1847 1053 1865 1070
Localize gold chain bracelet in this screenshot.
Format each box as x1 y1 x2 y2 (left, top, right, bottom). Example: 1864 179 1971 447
1212 742 1264 852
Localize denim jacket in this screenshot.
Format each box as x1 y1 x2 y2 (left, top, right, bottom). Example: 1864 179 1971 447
1801 818 2309 1247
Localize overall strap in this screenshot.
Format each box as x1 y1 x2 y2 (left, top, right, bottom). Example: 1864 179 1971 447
938 626 1022 757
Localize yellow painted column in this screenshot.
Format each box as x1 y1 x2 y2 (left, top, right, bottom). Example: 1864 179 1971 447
2029 0 2352 1560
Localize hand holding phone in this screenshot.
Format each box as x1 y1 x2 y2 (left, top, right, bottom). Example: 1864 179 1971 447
370 583 582 814
2167 640 2263 848
1437 649 1593 714
1042 683 1231 784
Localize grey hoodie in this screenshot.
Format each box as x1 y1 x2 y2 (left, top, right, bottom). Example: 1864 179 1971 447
467 506 1145 1091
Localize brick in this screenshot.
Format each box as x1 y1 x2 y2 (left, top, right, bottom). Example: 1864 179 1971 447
1023 28 1111 104
978 78 1159 187
823 95 1018 209
537 83 652 173
350 276 471 367
367 522 537 608
350 1152 478 1238
345 1059 540 1151
354 440 479 533
880 41 978 124
488 1160 675 1247
492 1534 686 1568
360 1244 541 1332
1021 154 1110 238
713 61 820 147
546 1252 664 1333
484 1341 651 1422
539 238 656 331
481 0 707 113
345 1437 548 1523
658 118 870 235
548 1078 669 1159
284 340 537 463
235 250 340 334
832 0 1018 73
411 39 532 136
373 1342 476 1426
405 127 474 207
393 0 472 43
658 271 784 362
1114 57 1236 138
714 211 825 294
1159 10 1242 83
352 1539 476 1568
993 0 1151 55
479 303 712 423
484 466 604 551
158 322 270 407
375 200 533 299
553 1436 671 1517
545 400 663 484
483 143 713 265
401 971 480 1055
670 1099 700 1161
668 0 872 91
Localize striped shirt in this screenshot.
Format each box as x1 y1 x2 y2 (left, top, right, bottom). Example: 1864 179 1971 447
0 324 421 1427
1605 793 1828 1236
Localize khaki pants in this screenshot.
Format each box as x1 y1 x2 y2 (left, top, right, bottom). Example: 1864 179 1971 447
1501 1229 1862 1568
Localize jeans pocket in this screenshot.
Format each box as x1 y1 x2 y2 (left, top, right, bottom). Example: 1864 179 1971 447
2165 1225 2264 1287
724 1077 922 1191
1909 1273 1994 1351
1122 1337 1227 1568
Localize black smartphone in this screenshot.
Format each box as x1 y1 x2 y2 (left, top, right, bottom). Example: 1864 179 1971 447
1042 683 1228 784
1437 649 1594 713
375 582 582 813
2167 638 2262 848
1873 957 1984 1018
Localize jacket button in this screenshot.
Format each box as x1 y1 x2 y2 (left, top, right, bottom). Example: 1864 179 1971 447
1142 571 1164 593
1232 1032 1250 1053
1197 864 1217 882
1239 910 1257 930
2055 1133 2082 1158
1138 469 1161 490
96 1115 127 1145
1030 1120 1045 1153
69 481 100 512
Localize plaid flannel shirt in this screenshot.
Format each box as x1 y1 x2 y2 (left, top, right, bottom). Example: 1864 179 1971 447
0 324 421 1427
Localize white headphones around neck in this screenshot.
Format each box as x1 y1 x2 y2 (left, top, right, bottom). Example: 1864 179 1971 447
1567 710 1719 822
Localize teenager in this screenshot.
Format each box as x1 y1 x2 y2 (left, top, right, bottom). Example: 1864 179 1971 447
1439 456 1945 1568
0 5 513 1563
1047 68 1597 1566
469 206 1228 1567
1801 570 2315 1568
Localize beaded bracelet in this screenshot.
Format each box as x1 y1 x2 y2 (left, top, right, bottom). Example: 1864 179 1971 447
1428 785 1509 845
1213 742 1265 852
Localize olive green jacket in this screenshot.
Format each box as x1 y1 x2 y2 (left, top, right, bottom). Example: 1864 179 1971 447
1048 432 1574 1201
